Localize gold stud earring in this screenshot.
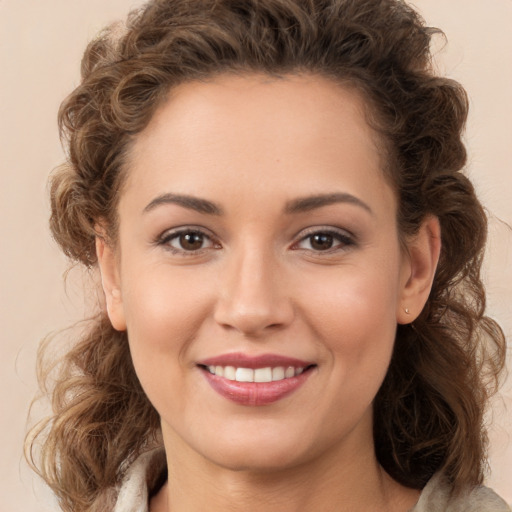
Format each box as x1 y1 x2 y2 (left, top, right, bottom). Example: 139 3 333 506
404 308 410 314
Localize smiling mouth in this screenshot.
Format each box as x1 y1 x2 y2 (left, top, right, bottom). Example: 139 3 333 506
197 360 316 406
196 353 317 405
201 365 312 382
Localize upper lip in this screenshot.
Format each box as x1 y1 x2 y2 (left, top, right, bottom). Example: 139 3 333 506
197 352 315 369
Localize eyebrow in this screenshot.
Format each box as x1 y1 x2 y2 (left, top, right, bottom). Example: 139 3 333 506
143 193 223 215
143 191 372 216
284 193 373 215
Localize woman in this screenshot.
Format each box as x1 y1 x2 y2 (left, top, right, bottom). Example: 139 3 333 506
26 0 510 511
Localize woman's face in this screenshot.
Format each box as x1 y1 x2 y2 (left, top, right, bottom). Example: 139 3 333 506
99 73 424 472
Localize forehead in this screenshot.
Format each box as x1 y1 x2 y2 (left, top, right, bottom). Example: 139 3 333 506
123 73 393 215
131 72 382 158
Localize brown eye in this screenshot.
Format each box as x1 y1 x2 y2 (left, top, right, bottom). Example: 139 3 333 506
294 229 354 252
162 229 215 253
179 232 205 250
309 233 334 251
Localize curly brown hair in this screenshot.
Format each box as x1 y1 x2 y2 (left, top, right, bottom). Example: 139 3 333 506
26 0 506 511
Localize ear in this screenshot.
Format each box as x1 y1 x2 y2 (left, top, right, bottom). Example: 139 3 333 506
95 233 127 331
397 216 441 324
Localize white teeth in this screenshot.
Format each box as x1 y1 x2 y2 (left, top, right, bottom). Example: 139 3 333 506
272 367 285 380
206 365 308 382
254 367 272 383
235 368 254 382
224 366 236 380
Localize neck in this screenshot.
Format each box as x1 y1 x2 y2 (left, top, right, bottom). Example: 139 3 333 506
153 424 420 512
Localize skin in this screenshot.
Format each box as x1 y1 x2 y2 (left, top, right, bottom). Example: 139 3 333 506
96 73 441 512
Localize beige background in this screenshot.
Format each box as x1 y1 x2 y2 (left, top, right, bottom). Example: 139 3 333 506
1 1 510 510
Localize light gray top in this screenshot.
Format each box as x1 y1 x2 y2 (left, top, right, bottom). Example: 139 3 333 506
410 471 511 512
112 449 511 512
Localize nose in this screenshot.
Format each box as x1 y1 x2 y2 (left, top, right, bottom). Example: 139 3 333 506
213 245 294 337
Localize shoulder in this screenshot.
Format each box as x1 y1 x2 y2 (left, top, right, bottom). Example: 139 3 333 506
113 448 167 512
412 473 511 512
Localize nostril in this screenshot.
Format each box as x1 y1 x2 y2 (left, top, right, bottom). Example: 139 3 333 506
213 303 293 336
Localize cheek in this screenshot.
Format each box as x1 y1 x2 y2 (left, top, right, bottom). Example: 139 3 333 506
306 261 399 335
300 258 401 382
122 264 210 336
119 265 214 390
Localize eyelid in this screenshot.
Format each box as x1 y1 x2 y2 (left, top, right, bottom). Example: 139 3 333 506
156 226 221 254
154 225 355 255
291 226 356 252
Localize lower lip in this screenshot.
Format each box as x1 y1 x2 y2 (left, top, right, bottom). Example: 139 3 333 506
201 368 313 406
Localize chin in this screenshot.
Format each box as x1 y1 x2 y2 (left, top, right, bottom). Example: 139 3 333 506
206 444 306 473
196 426 321 473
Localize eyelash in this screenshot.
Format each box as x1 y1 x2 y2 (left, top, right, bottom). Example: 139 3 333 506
156 227 355 256
156 228 219 256
294 229 355 252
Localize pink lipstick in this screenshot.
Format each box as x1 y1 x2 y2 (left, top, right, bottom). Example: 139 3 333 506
197 353 315 406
